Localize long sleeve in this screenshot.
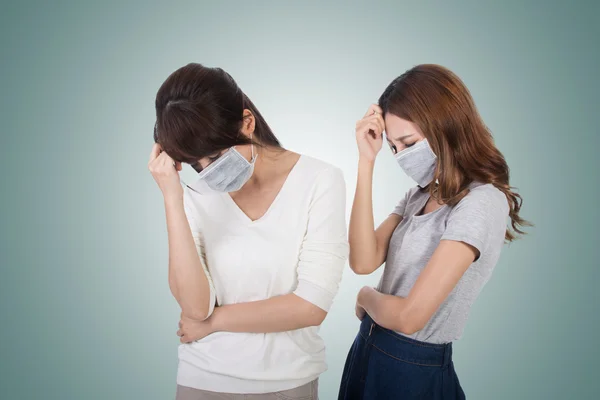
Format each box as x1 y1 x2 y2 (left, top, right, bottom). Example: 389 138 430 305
293 167 350 312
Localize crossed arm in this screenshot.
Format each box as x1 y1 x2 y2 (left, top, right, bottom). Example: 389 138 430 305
355 239 477 335
173 167 348 342
349 159 478 335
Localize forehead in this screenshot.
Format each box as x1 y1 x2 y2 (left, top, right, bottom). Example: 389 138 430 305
384 114 420 137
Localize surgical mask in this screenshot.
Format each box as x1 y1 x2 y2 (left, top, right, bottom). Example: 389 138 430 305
185 142 257 195
395 138 437 187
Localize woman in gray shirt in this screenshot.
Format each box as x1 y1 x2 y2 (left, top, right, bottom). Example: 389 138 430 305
338 64 530 400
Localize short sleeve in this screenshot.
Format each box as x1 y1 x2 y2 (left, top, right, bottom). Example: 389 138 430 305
183 189 217 318
441 185 509 260
293 167 350 312
391 188 414 217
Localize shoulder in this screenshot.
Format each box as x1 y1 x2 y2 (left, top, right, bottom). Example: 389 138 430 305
457 182 509 213
183 185 222 218
296 154 345 188
405 185 424 201
403 185 428 208
446 182 509 233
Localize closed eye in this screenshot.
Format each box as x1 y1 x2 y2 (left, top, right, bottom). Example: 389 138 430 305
192 153 222 172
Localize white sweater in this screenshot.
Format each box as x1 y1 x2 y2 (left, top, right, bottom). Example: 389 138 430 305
176 155 349 394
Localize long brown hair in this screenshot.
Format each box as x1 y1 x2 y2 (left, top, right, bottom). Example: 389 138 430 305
378 64 531 241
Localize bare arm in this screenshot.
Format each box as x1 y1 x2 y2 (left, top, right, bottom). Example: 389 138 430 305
178 294 327 342
148 143 212 321
164 194 212 321
212 294 326 333
358 184 506 334
357 240 478 334
350 104 403 275
349 158 403 275
178 167 349 343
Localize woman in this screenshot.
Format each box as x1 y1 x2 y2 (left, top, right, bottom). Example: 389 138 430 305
148 63 348 399
338 64 530 399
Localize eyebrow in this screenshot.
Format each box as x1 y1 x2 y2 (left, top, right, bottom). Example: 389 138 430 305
394 133 414 141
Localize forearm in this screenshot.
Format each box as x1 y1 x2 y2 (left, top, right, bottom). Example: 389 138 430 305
164 194 211 320
358 287 421 335
211 294 327 334
349 158 377 271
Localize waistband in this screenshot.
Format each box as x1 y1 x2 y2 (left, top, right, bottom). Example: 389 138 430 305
359 314 453 368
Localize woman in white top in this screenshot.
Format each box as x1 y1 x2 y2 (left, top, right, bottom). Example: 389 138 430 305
148 63 348 400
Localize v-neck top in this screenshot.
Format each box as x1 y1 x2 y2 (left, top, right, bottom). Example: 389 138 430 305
177 155 349 394
222 154 302 224
379 182 510 344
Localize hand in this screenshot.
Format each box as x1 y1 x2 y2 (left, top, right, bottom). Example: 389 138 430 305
177 312 215 343
356 286 378 321
355 104 385 162
148 143 184 200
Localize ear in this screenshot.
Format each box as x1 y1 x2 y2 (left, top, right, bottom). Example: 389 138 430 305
240 109 256 137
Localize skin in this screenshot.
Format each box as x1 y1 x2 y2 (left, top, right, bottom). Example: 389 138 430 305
350 104 479 335
148 109 327 344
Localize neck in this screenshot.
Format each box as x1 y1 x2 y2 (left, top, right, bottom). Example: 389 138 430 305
249 145 288 184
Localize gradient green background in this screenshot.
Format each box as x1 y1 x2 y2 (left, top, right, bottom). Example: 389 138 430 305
1 1 598 399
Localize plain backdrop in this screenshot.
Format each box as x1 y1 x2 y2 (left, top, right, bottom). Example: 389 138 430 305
1 1 598 399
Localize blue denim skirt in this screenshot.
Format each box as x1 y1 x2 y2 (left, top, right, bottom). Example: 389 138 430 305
338 315 465 400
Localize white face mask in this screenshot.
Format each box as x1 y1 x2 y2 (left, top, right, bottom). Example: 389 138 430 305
395 138 437 188
186 142 257 195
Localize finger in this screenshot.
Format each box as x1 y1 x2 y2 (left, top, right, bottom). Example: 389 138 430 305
177 329 182 337
359 115 384 130
158 150 176 169
356 118 380 134
149 143 162 164
361 121 384 139
374 114 385 134
363 114 385 134
365 113 385 124
371 104 383 115
154 151 177 172
363 104 382 118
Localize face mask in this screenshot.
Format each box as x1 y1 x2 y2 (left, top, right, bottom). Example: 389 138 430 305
395 138 437 188
186 142 257 195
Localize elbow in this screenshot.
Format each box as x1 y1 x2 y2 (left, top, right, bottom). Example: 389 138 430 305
303 302 328 327
307 309 327 327
377 296 425 335
394 309 426 336
348 257 374 275
181 304 211 322
396 320 423 336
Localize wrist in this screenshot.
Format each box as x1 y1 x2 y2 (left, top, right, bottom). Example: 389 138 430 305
358 157 376 169
209 307 225 332
163 191 184 207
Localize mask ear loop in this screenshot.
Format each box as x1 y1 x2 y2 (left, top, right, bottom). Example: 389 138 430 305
250 132 257 162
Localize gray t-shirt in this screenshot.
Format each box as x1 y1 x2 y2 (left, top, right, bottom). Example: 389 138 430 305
378 182 509 344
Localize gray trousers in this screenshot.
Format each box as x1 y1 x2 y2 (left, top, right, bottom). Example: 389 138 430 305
175 379 318 400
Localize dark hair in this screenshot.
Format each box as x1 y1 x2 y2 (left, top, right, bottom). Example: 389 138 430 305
154 63 281 163
378 64 531 242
